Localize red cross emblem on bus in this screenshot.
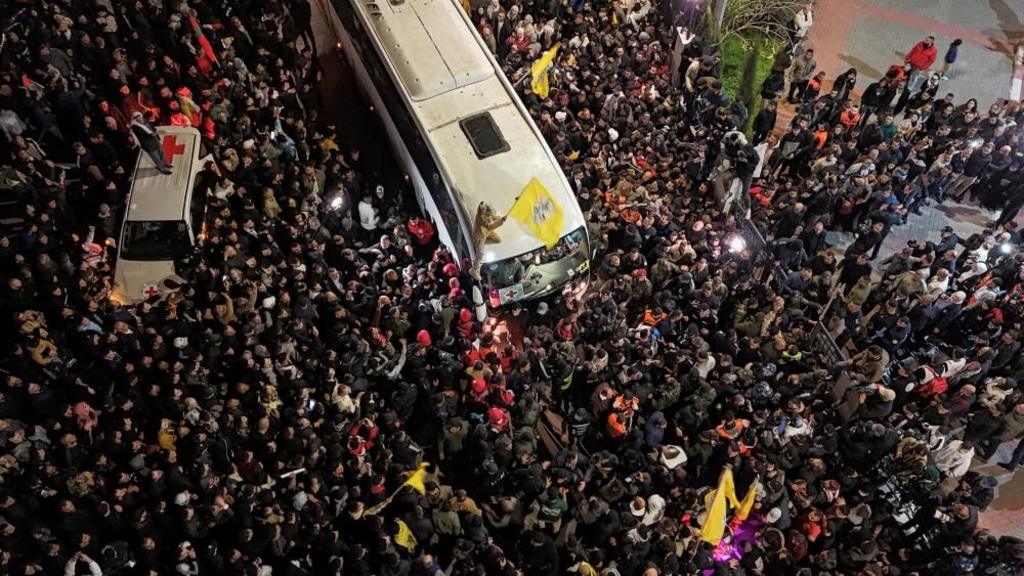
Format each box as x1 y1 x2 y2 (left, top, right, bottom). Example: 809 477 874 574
161 135 185 166
501 286 520 302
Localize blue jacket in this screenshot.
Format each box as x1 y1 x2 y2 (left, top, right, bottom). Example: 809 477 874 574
944 44 959 63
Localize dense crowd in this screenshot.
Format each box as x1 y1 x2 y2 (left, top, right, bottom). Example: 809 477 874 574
1 0 1024 575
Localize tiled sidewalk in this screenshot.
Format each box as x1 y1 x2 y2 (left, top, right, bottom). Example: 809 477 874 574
873 198 993 262
805 0 1020 108
976 442 1024 539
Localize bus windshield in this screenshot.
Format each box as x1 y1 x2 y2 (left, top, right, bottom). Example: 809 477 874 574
121 221 191 261
483 226 589 304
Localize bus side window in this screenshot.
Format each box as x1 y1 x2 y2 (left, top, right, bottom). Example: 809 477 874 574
342 2 471 262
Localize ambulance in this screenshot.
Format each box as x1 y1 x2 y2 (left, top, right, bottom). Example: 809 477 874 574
111 126 204 303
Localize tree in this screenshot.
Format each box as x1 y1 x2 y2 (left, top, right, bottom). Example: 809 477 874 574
707 0 806 46
704 0 792 136
737 43 760 106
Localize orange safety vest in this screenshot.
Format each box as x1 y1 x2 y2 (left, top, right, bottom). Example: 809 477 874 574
642 309 667 326
886 64 906 82
604 191 627 207
840 110 861 129
607 413 628 438
716 418 748 440
620 208 642 224
812 130 828 150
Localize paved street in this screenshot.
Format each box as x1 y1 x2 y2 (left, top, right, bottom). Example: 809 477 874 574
806 0 1024 107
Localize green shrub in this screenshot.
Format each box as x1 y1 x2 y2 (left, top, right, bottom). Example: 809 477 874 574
721 34 783 135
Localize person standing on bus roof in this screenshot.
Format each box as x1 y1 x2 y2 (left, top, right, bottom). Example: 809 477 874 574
469 201 507 280
129 112 173 174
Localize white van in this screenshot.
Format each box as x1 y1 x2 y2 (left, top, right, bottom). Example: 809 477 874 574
112 126 204 303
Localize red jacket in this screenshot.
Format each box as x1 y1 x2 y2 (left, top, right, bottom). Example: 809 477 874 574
905 41 937 70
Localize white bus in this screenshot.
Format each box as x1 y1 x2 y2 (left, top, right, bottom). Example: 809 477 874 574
330 0 590 308
112 126 205 303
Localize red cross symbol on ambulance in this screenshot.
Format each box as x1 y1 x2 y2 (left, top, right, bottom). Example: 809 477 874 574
161 135 185 166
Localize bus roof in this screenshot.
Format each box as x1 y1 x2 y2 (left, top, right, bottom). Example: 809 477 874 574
124 126 201 222
360 0 586 262
371 0 493 100
422 88 586 261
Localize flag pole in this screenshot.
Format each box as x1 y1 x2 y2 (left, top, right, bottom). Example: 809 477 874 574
503 191 524 218
363 484 407 516
364 462 431 516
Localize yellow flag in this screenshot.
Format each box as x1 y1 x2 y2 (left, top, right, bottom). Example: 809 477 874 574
567 149 580 161
402 462 430 495
700 467 738 545
736 476 759 521
394 519 417 552
507 177 565 249
531 43 561 99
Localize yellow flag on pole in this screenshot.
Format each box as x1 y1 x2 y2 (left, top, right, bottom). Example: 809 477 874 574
531 43 561 99
736 476 760 521
700 467 739 545
402 462 430 494
507 177 565 249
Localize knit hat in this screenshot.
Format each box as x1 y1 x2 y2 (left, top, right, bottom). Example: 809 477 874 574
487 407 509 431
416 329 432 348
